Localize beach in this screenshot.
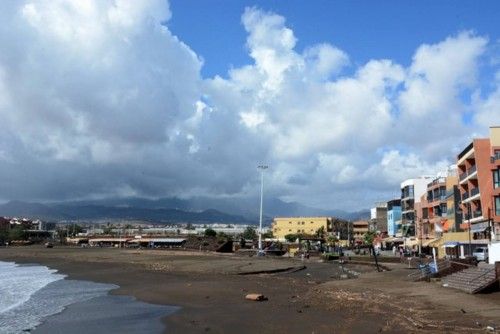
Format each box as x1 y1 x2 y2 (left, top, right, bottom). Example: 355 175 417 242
1 246 499 333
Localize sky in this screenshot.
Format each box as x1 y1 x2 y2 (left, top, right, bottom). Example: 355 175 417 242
0 0 500 211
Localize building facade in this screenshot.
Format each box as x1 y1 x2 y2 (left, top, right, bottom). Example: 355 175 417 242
272 217 333 241
457 126 500 245
416 168 462 242
352 220 369 243
401 176 433 237
370 202 388 234
387 199 401 237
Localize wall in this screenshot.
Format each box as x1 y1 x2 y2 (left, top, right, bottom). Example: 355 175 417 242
387 207 401 236
272 217 331 240
489 243 500 264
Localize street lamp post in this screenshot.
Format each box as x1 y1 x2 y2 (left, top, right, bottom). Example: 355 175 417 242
257 165 268 255
467 202 472 256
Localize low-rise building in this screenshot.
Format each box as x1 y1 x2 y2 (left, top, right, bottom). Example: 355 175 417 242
272 217 333 241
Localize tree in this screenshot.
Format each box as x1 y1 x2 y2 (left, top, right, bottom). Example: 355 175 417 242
242 227 257 240
103 226 114 235
327 235 338 248
262 230 273 239
0 229 8 243
284 233 299 243
204 228 217 237
69 224 83 237
315 226 326 238
56 228 66 245
8 226 26 241
217 232 232 241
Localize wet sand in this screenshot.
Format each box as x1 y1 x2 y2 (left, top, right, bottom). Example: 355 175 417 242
1 246 499 333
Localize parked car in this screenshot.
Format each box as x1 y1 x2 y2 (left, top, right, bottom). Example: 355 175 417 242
472 247 488 261
45 242 54 248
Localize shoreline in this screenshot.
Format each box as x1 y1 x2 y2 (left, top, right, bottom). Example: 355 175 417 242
1 246 499 333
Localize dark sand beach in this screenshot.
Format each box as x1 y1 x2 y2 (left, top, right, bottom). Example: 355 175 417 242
1 246 499 333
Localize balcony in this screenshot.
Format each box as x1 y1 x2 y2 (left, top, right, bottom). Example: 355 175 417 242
427 177 446 188
461 192 469 201
470 187 480 197
473 210 482 218
459 172 467 182
459 165 478 184
468 165 477 175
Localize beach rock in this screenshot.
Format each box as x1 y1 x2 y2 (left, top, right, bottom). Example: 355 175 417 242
245 293 268 301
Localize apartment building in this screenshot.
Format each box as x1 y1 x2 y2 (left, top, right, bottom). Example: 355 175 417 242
370 202 388 234
352 220 369 243
416 168 462 244
386 199 401 237
272 217 333 241
491 127 500 241
401 176 433 237
457 126 500 244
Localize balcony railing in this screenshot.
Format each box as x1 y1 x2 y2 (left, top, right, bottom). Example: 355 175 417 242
427 177 446 188
461 192 469 201
470 187 480 197
468 165 477 175
459 165 478 181
473 210 482 218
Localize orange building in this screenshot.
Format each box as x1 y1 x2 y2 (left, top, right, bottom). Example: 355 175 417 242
456 126 500 244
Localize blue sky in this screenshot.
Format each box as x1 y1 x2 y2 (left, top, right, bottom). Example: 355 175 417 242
1 1 500 210
169 1 500 78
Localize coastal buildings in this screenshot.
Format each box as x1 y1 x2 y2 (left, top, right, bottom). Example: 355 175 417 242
386 199 401 237
370 202 388 234
401 176 433 237
272 217 333 240
457 126 500 247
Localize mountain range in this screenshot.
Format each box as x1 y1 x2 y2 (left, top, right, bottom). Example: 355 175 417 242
0 197 370 224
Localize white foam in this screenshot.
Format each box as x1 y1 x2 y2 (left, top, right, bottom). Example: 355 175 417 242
0 261 115 333
0 261 65 315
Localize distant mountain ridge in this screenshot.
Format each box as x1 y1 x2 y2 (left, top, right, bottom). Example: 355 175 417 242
0 197 370 224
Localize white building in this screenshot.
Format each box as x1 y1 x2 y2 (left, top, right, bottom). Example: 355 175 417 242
401 176 433 237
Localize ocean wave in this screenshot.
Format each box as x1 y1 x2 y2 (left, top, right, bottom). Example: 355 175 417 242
0 261 116 333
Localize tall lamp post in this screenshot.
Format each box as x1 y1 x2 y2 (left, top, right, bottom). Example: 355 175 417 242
257 165 268 255
467 202 472 256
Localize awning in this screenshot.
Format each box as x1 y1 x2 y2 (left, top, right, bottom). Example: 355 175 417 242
384 237 403 243
405 238 419 247
422 238 440 247
442 241 460 248
471 224 488 233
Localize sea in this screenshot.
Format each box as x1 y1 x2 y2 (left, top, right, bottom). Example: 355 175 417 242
0 261 178 334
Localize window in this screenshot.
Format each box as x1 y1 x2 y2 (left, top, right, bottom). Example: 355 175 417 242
496 197 500 216
493 168 500 189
